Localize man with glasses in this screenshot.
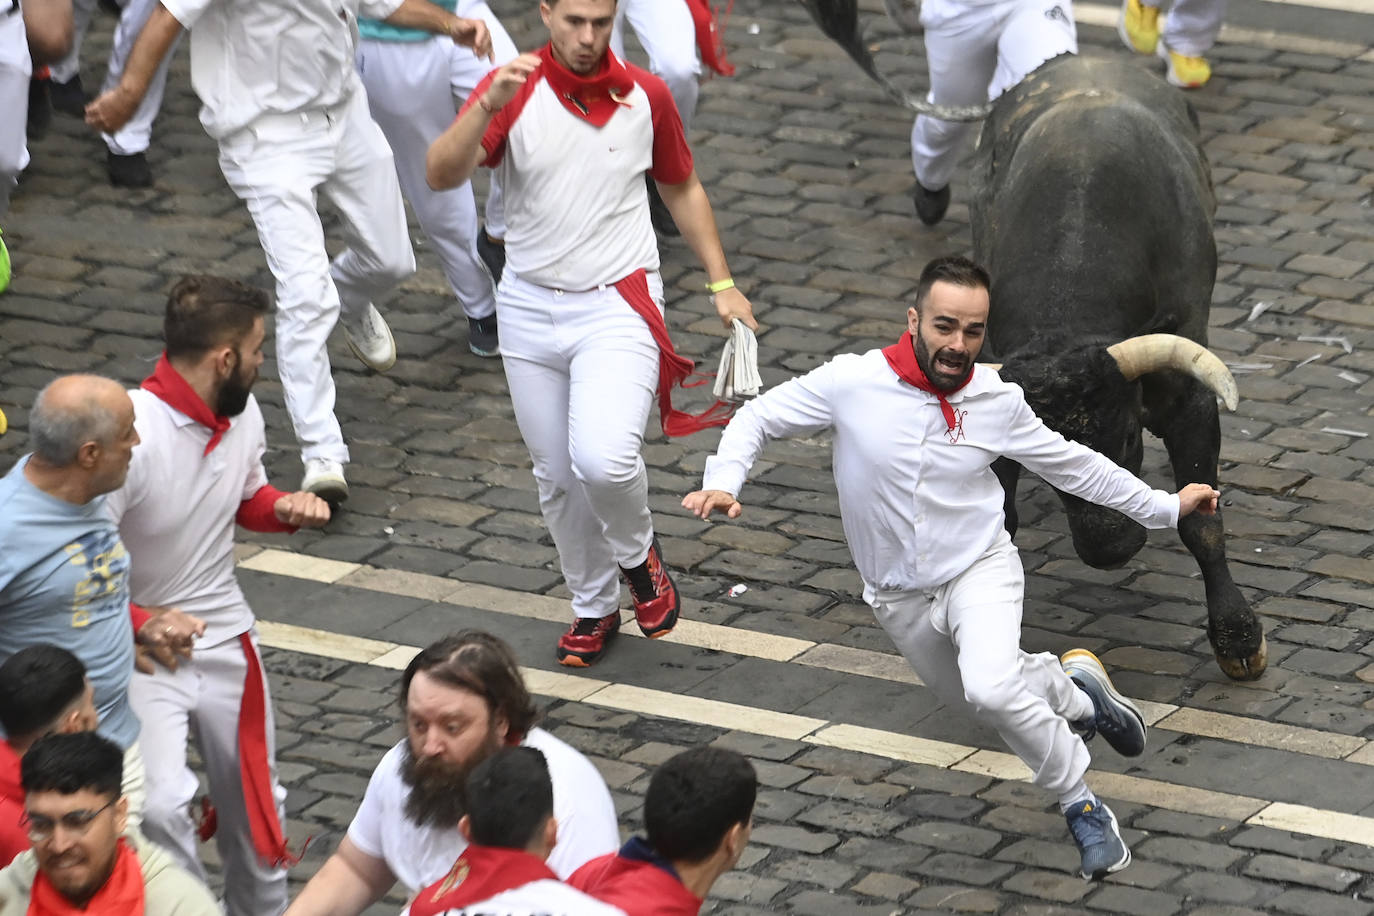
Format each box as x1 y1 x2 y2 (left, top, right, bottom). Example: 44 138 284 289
0 732 218 915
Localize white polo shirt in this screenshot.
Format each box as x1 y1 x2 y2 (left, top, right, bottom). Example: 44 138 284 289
105 389 267 647
348 728 620 893
408 879 627 916
703 350 1179 603
465 51 693 291
160 0 404 139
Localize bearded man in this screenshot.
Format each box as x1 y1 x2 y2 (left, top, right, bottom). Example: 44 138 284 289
684 255 1224 881
106 276 331 916
286 631 619 916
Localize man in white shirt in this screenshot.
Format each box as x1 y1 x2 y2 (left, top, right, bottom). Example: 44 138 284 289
909 0 1077 226
426 0 756 668
684 255 1223 881
403 747 625 916
83 0 493 502
286 631 619 916
106 276 331 916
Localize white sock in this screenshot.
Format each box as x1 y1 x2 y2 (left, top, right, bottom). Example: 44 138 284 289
1059 781 1095 813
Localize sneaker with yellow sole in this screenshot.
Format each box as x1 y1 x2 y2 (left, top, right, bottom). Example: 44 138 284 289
1158 40 1212 88
1117 0 1160 54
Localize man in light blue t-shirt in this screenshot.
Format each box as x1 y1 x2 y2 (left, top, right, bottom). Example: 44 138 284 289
0 374 205 829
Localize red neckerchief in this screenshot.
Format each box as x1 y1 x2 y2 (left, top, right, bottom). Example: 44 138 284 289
685 0 735 76
409 846 557 916
28 838 145 916
882 331 972 431
613 269 735 436
140 353 230 456
537 43 634 128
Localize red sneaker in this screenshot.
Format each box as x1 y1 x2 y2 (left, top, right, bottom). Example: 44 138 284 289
556 612 620 667
621 540 680 638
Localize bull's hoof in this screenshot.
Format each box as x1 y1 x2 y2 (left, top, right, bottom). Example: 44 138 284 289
1215 635 1268 681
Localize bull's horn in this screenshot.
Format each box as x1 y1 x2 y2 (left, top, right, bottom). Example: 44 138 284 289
1106 334 1239 411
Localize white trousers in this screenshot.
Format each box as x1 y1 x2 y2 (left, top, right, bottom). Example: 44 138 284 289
1143 0 1226 55
48 0 170 155
217 89 415 464
870 531 1092 797
499 272 661 619
357 4 515 321
99 0 176 155
911 0 1077 190
128 632 288 916
0 7 30 218
613 0 701 134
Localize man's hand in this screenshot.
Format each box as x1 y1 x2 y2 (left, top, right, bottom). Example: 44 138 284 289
682 489 743 520
447 15 492 59
85 83 141 134
481 53 542 112
274 490 332 528
1177 483 1220 518
135 607 207 674
713 286 758 332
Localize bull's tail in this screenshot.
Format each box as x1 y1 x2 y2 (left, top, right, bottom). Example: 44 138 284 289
796 0 992 121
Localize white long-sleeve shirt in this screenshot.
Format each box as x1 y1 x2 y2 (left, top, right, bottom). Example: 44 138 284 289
701 349 1178 603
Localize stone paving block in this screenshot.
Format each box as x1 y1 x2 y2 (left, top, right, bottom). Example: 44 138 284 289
1241 852 1363 892
1266 888 1374 916
750 824 841 855
906 885 1005 913
796 800 910 838
1001 869 1092 904
915 852 1016 887
1084 885 1184 915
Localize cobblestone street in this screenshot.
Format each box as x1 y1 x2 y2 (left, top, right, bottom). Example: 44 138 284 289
2 0 1374 912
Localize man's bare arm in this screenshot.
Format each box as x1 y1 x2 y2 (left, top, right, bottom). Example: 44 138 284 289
283 838 396 916
426 52 539 190
656 172 757 330
23 0 74 64
84 3 183 133
382 0 491 58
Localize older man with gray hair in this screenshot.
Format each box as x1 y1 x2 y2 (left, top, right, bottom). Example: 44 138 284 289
0 374 205 830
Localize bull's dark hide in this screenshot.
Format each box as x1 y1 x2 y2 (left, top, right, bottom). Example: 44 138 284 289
967 53 1267 679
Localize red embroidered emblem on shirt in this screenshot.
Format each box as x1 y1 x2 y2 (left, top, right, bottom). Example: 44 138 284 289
946 408 967 444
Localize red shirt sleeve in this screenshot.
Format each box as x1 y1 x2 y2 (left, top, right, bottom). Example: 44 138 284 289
459 68 542 169
129 602 152 633
638 71 693 185
236 485 297 534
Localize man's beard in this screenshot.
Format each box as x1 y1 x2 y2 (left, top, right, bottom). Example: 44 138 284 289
914 328 972 392
214 353 256 417
399 730 504 828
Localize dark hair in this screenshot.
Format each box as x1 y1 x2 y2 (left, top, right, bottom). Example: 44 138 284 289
464 747 553 849
21 732 123 799
399 632 539 741
163 275 271 360
914 255 991 313
0 645 88 740
645 746 757 864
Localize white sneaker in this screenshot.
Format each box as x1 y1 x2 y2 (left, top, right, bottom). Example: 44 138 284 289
343 304 396 372
302 458 348 503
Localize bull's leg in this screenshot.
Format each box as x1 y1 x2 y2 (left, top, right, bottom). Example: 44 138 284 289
993 458 1024 536
1144 378 1267 680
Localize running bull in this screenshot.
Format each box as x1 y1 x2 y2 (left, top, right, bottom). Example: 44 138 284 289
969 53 1267 680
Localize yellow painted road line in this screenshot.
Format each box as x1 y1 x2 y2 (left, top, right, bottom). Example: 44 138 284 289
241 549 1373 772
256 617 1374 847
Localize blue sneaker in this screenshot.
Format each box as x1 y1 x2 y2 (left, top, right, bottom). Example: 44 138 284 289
1062 648 1147 757
1065 797 1131 879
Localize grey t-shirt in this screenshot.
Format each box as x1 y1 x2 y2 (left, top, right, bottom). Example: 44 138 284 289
0 457 140 749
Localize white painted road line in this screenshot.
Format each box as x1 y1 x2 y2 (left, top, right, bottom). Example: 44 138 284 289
255 616 1374 848
240 547 1374 771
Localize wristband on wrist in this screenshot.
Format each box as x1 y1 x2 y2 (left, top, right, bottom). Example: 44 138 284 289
706 277 735 294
